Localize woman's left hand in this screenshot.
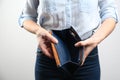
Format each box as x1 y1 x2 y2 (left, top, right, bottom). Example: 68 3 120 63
75 18 117 66
75 37 98 66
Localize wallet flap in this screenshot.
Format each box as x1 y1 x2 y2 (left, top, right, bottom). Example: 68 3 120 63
52 31 71 67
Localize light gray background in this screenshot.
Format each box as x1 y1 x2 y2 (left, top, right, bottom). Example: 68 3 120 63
0 0 120 80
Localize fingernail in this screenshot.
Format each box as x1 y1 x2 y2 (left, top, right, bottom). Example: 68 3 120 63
74 43 78 47
53 37 58 44
55 39 58 44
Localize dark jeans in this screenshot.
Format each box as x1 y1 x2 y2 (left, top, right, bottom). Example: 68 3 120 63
35 30 100 80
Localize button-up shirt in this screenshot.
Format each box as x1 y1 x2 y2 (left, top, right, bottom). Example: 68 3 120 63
19 0 118 39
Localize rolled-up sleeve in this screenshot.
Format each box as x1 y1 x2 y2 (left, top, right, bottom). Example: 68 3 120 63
98 0 119 23
18 0 39 27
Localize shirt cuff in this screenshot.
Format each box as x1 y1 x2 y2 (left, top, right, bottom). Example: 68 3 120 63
100 8 119 23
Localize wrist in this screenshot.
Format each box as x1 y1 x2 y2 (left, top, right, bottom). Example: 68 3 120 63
90 36 102 45
35 28 42 37
35 27 48 38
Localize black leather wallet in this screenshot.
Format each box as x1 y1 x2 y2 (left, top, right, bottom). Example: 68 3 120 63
51 27 84 68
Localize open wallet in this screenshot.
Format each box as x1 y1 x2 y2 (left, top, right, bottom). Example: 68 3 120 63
50 27 84 72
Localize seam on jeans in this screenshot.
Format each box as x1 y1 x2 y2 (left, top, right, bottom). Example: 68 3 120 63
87 53 98 57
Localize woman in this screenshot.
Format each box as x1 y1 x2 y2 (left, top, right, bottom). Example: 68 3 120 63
19 0 118 80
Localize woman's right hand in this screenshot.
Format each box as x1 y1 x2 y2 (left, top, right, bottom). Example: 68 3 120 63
36 27 58 58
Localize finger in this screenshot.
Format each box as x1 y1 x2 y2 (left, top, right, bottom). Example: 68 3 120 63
80 46 86 66
75 39 93 47
41 46 53 58
80 45 94 66
81 55 86 66
75 41 86 47
46 32 58 44
38 42 53 58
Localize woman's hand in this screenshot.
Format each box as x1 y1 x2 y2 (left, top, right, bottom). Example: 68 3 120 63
22 20 58 58
75 18 116 65
36 28 58 58
75 37 98 65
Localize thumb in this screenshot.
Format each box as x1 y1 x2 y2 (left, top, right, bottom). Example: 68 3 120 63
75 38 93 47
47 32 58 44
75 40 87 47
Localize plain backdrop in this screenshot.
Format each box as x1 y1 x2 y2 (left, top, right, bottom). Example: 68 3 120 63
0 0 120 80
